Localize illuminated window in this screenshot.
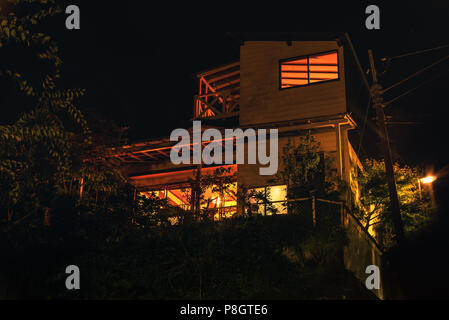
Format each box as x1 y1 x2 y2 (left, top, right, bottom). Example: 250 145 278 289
280 51 339 89
200 182 238 220
141 189 191 210
249 185 287 215
141 183 238 221
269 185 287 214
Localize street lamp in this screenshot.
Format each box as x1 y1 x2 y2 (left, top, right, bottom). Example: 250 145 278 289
418 175 437 203
420 175 437 184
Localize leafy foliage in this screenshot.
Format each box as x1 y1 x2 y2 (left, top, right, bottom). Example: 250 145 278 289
0 2 379 300
182 166 237 221
0 0 133 229
276 132 344 200
0 214 359 299
355 159 433 248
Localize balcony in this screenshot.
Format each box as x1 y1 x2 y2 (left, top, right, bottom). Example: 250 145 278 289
194 61 240 120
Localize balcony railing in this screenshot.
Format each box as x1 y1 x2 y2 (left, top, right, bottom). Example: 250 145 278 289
194 91 240 120
194 61 240 120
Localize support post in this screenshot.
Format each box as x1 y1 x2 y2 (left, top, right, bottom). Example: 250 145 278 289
79 177 84 199
194 164 202 218
312 195 316 227
132 187 137 224
219 185 224 220
368 49 405 246
7 208 13 222
43 207 51 227
418 179 422 199
335 123 343 179
340 202 344 226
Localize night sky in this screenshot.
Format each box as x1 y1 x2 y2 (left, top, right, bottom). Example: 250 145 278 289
1 1 449 185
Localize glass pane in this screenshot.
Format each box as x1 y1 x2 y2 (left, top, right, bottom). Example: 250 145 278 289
308 51 338 84
248 187 265 214
281 58 308 88
167 189 190 210
282 58 307 65
281 78 308 88
308 65 338 72
308 52 338 65
309 72 339 80
268 185 287 214
281 52 338 88
281 64 308 72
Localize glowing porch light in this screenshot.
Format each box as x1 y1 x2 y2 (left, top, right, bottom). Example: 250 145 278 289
420 176 437 184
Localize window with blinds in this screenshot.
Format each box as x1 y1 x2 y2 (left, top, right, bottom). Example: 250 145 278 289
280 51 339 89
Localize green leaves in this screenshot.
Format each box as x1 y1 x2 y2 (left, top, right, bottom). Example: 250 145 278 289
0 1 62 95
276 132 338 199
0 0 94 222
355 159 433 248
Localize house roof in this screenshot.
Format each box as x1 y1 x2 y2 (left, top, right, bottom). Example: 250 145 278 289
227 32 347 44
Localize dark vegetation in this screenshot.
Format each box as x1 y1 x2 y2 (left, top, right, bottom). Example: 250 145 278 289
1 208 375 299
0 0 441 300
0 1 373 299
382 177 449 299
354 159 433 249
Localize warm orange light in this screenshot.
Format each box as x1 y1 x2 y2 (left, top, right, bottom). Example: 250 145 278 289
420 176 437 184
280 51 338 88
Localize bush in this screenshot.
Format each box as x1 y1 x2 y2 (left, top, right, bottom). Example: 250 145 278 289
0 212 356 299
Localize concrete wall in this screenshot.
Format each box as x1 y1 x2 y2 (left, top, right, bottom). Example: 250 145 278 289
343 210 385 299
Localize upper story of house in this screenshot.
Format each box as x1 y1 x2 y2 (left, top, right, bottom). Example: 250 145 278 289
194 32 364 129
108 33 365 174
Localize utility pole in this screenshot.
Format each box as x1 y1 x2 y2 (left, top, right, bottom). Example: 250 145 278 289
368 49 405 246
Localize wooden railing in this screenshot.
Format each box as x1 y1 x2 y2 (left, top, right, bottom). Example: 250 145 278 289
194 91 240 120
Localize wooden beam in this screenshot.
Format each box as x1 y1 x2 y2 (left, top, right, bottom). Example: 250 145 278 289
335 123 343 179
207 70 240 84
197 97 221 117
195 111 239 121
156 149 169 157
127 153 144 162
213 78 240 90
141 152 157 159
196 62 240 78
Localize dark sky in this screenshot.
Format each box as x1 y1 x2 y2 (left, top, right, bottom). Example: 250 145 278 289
2 1 449 174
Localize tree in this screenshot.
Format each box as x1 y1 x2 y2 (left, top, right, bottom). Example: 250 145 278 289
0 1 129 228
355 159 433 248
184 166 237 222
276 132 343 200
236 184 278 217
0 1 87 223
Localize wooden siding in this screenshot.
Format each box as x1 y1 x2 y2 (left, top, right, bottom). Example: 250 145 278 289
131 165 237 190
239 41 346 126
238 130 339 188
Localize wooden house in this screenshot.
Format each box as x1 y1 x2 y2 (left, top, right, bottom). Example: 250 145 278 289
109 33 365 218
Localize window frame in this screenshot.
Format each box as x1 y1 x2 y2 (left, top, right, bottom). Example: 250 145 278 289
279 49 340 90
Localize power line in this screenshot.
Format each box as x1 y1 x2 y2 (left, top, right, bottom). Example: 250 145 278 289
384 68 449 107
344 33 370 92
357 94 371 157
382 53 449 94
386 121 425 125
381 43 449 62
368 49 405 246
